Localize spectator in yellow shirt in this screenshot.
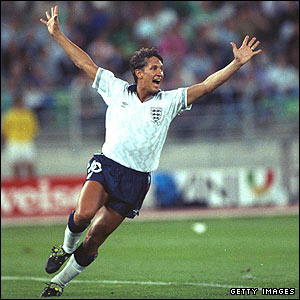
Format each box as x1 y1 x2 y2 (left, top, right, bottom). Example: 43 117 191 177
1 94 40 178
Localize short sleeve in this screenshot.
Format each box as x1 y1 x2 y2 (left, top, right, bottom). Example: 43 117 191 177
92 67 128 106
164 87 192 120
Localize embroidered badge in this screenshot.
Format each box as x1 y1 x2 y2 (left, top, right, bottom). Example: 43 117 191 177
150 107 163 124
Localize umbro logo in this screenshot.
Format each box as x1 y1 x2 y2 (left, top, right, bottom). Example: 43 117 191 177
121 102 128 108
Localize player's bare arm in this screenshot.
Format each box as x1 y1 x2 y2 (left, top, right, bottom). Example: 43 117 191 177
40 5 98 81
187 35 262 106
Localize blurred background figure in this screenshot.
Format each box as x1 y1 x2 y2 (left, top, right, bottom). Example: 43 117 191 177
1 94 39 178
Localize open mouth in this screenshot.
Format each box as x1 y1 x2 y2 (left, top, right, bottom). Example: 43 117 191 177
152 79 161 87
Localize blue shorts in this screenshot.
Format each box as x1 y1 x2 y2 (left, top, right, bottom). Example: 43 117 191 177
86 154 151 218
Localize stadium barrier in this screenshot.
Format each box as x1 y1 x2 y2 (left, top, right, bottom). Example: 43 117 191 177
152 167 289 208
1 175 83 220
1 167 291 225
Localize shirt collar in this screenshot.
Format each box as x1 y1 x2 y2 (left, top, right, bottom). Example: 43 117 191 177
128 84 137 93
128 84 161 96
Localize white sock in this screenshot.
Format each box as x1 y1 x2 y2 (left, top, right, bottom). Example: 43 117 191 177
51 255 85 288
62 226 83 254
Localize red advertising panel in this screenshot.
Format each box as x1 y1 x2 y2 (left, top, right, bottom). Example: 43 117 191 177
1 175 85 219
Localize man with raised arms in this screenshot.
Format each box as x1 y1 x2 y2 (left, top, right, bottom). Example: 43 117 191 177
39 5 261 297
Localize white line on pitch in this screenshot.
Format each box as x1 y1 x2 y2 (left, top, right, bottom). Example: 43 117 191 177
1 276 263 290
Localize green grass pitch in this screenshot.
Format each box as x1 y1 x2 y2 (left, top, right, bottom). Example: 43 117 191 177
1 214 299 299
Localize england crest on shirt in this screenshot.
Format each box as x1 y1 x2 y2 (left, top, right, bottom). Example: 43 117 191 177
150 107 163 124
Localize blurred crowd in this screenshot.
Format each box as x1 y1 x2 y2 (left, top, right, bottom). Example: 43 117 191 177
1 1 299 128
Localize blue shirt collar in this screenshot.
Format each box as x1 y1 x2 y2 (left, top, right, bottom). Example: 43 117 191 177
128 83 137 92
128 84 161 95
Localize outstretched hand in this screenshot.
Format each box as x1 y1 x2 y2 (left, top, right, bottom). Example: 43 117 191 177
230 36 262 66
40 5 60 36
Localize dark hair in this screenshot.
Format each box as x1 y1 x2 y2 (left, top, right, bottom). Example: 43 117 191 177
129 47 163 83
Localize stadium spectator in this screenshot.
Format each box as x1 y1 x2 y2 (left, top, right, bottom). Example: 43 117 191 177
265 54 299 96
158 19 188 61
1 94 39 178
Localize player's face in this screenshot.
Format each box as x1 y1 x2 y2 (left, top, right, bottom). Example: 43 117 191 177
137 57 164 93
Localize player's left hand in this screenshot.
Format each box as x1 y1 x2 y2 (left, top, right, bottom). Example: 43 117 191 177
230 35 262 65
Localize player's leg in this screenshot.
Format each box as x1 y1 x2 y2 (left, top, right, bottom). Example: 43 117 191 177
7 142 23 178
23 143 36 178
80 204 125 255
26 162 35 178
12 162 22 178
41 204 124 297
45 180 108 274
63 180 109 252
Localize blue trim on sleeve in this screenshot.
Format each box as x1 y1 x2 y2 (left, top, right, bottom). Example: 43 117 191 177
93 68 104 90
181 88 187 110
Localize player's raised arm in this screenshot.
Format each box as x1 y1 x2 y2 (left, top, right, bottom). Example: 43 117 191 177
187 35 262 106
40 5 98 81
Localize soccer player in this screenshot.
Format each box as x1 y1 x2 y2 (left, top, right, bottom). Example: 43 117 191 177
1 94 39 178
39 6 262 297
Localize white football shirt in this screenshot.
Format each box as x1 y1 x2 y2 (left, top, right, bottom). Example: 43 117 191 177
92 67 191 172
